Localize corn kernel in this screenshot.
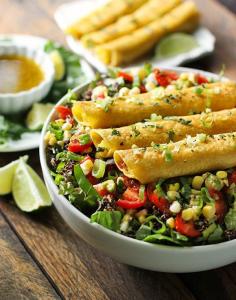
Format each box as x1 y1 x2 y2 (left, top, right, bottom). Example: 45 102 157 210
119 87 130 97
44 131 51 143
182 208 194 221
63 131 71 141
80 159 93 176
180 73 188 80
48 134 57 146
136 209 148 224
169 183 180 191
216 171 227 179
129 87 140 96
202 205 216 220
145 81 156 92
167 191 180 202
62 122 72 131
169 201 181 214
166 217 175 229
192 176 204 190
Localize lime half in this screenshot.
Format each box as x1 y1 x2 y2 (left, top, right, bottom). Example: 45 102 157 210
26 103 54 130
12 158 52 212
155 33 199 59
0 156 28 195
49 50 65 81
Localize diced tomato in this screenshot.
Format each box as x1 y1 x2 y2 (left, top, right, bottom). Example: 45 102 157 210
86 173 98 185
68 140 92 153
196 74 209 85
56 105 72 119
228 171 236 185
140 84 147 93
175 214 201 238
118 71 133 82
208 188 227 222
94 184 109 197
116 186 147 209
147 184 169 213
154 69 178 87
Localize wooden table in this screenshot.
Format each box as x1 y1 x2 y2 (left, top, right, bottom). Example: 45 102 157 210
0 1 236 299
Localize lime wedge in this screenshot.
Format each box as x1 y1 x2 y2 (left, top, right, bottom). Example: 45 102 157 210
155 33 199 59
49 50 65 81
0 156 28 195
12 159 52 212
26 103 54 130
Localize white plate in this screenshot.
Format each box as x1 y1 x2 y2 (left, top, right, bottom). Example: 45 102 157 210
55 0 216 73
0 34 95 153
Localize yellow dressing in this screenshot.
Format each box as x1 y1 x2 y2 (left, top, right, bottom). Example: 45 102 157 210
0 55 44 93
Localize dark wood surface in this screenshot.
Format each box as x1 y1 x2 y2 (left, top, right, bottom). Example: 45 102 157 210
0 1 236 299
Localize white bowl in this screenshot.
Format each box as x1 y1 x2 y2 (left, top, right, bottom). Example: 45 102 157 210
39 67 236 273
0 44 54 114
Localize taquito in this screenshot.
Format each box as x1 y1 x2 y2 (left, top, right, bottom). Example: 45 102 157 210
114 132 236 184
82 0 181 48
65 0 147 39
72 82 236 128
95 1 200 66
91 108 236 158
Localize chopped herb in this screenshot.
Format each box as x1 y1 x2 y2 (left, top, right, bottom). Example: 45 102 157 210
111 129 121 136
167 130 175 141
164 148 173 162
131 126 140 137
194 87 204 95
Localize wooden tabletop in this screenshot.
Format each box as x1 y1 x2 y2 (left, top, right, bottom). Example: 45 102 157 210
0 1 236 299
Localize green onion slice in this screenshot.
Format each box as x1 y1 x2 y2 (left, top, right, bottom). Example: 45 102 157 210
92 159 106 179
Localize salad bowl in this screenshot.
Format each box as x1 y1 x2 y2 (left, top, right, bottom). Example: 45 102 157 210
40 67 236 273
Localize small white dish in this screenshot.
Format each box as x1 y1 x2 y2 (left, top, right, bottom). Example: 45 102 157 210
0 44 55 114
0 34 95 153
54 0 216 73
40 67 236 273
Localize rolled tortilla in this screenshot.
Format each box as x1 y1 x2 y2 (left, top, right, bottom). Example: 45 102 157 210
114 132 236 184
95 1 200 66
82 0 182 48
72 82 236 128
65 0 147 39
90 108 236 158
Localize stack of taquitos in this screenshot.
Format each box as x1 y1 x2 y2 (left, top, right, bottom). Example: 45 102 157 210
81 0 182 48
95 1 200 66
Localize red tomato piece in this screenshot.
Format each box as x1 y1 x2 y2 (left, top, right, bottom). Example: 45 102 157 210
154 69 178 87
68 140 92 153
196 74 209 85
94 184 109 197
147 184 169 213
175 214 201 238
86 173 98 185
56 105 72 119
208 188 227 222
118 71 133 82
140 85 147 93
116 186 147 209
228 171 236 185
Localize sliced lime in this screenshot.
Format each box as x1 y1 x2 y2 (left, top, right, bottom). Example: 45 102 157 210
155 33 199 59
12 159 52 212
26 103 54 130
0 156 28 195
49 50 65 81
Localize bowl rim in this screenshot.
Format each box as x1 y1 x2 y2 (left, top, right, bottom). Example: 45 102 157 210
39 66 236 254
0 44 54 98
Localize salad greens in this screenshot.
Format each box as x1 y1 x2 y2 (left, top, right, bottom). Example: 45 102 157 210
0 115 30 145
91 211 123 231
